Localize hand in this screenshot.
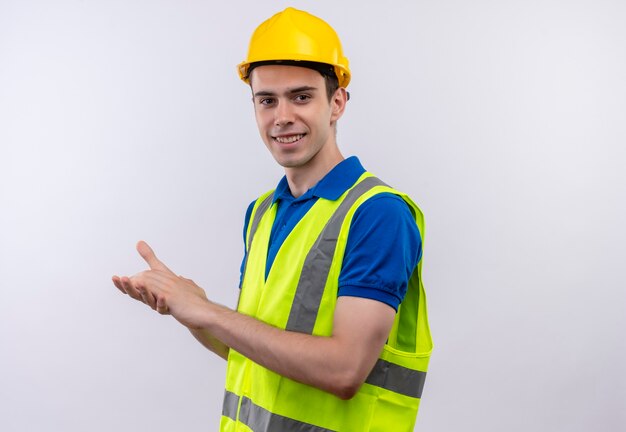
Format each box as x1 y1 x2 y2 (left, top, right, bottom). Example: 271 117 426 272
112 241 211 329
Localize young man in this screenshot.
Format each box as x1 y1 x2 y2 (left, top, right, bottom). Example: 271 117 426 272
113 8 432 431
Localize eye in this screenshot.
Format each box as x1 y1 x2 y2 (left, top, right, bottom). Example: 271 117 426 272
294 94 311 103
258 98 275 106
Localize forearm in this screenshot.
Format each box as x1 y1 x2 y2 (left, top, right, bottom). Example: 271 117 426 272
187 304 355 388
188 328 229 360
113 251 392 399
198 300 390 399
205 305 356 397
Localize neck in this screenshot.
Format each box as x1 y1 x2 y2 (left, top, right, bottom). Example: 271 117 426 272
284 146 344 198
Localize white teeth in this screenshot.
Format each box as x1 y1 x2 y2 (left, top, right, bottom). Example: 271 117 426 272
274 134 304 144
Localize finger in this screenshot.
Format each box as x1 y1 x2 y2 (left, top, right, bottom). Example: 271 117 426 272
139 288 157 310
120 276 138 299
121 276 143 301
112 275 126 294
136 241 173 273
124 274 162 312
156 296 169 315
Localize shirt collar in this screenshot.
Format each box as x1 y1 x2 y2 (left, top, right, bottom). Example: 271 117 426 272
273 156 366 203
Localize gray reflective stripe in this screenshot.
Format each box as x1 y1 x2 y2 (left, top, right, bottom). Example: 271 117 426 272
365 358 427 399
222 390 240 421
242 193 274 280
239 396 336 432
286 176 388 333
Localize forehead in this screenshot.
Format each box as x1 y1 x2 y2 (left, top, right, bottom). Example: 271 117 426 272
249 65 324 92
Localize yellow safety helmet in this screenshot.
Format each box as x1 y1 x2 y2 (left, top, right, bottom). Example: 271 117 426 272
238 7 351 88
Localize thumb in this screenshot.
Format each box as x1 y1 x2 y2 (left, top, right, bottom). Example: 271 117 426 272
136 240 173 273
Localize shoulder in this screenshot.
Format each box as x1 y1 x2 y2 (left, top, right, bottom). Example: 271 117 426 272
351 191 418 237
339 190 422 310
354 192 413 218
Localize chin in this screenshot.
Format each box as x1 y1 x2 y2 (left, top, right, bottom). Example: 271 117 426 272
275 158 301 168
274 155 309 169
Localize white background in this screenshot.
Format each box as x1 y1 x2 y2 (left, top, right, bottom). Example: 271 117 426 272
1 1 625 431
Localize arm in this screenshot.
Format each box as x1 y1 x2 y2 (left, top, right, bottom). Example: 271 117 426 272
200 295 394 399
113 241 395 399
188 328 229 360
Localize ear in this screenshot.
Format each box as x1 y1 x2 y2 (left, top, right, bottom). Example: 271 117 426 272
330 87 348 123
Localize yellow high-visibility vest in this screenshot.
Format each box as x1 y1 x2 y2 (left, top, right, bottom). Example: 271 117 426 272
221 173 433 432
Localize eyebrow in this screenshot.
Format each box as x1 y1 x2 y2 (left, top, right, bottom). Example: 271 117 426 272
253 86 318 98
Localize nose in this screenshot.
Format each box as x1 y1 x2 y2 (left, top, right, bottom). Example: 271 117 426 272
274 100 294 127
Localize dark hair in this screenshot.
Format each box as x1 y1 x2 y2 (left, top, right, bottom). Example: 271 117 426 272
248 60 341 102
322 73 340 102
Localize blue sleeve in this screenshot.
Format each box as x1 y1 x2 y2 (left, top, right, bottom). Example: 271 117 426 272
338 193 422 311
239 200 255 289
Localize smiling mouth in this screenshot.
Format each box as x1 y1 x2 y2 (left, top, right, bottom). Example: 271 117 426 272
273 134 305 144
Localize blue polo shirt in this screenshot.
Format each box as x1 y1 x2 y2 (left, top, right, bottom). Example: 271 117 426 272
239 156 422 311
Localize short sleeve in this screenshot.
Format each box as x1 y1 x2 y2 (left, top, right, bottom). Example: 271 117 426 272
338 193 422 311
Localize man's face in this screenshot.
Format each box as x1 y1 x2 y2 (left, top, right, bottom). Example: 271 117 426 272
250 65 344 170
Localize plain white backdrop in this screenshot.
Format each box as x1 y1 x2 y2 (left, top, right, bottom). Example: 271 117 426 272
1 1 625 431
